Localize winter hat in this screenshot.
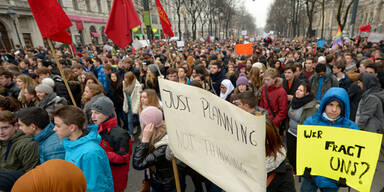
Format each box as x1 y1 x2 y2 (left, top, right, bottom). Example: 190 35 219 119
236 73 249 87
148 64 160 75
35 84 53 94
325 97 345 116
41 78 55 88
0 171 24 191
252 62 264 70
91 96 115 118
140 106 163 128
318 56 326 64
237 63 246 71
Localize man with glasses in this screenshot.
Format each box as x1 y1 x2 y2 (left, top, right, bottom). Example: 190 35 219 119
0 111 39 172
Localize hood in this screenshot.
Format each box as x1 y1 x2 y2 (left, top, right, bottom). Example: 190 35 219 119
63 125 101 150
318 87 350 119
33 123 55 143
362 73 381 92
220 79 234 99
154 134 168 149
98 117 118 133
8 130 27 143
266 77 283 90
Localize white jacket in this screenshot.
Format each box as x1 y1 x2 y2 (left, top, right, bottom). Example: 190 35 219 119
123 79 142 114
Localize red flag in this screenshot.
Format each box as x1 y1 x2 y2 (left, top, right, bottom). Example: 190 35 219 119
104 0 142 49
360 24 371 32
155 0 174 37
27 0 72 44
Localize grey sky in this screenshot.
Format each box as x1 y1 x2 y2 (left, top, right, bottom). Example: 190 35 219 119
243 0 274 28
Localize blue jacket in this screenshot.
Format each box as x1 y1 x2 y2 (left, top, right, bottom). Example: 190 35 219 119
64 125 114 192
303 87 359 189
32 123 65 163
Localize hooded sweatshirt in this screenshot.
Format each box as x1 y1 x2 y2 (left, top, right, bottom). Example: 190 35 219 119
63 125 114 192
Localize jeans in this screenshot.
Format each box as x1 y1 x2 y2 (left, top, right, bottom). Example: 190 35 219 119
300 178 338 192
126 99 134 135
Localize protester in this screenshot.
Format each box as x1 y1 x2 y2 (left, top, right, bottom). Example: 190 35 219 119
219 79 234 102
16 107 65 163
51 105 114 192
282 65 300 102
332 59 352 91
0 71 20 99
11 159 87 192
91 97 132 192
82 83 107 125
309 63 339 101
0 111 39 172
139 89 162 114
210 61 226 95
123 71 142 136
236 91 267 116
133 106 176 192
35 82 67 114
286 81 318 170
300 87 359 192
0 171 24 192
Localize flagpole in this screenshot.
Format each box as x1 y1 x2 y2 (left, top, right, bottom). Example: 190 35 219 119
47 38 78 107
172 158 182 192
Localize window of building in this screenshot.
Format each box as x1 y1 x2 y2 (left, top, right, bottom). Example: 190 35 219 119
85 0 91 11
72 0 79 10
23 33 33 48
97 0 102 13
107 0 112 13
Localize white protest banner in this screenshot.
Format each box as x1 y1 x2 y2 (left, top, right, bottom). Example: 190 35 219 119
242 30 247 36
103 44 113 51
132 40 149 50
250 38 255 42
176 41 185 47
367 32 384 43
210 36 215 42
159 78 266 192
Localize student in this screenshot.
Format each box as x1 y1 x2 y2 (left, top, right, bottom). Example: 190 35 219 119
51 105 114 192
309 63 339 101
300 87 359 192
17 107 65 163
332 60 352 91
0 111 39 172
282 65 300 102
91 97 132 192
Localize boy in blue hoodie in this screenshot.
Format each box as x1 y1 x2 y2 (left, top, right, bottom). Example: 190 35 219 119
52 105 114 192
300 87 359 192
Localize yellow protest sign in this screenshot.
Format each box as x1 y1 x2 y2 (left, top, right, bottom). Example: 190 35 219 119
159 78 266 192
297 125 382 192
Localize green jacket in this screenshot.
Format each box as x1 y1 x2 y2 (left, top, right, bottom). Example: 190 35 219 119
0 130 40 172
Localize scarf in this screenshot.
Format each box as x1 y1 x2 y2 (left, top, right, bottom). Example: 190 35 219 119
220 79 234 100
291 94 314 110
123 81 136 96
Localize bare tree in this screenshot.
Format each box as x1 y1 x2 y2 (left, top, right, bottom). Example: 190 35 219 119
169 0 183 40
183 0 206 40
335 0 354 32
305 0 317 37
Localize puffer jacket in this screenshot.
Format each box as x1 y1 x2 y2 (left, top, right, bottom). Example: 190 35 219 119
32 123 65 163
259 77 288 127
38 92 67 114
98 117 132 192
303 87 359 189
64 125 114 192
5 81 20 99
133 135 175 192
0 130 39 172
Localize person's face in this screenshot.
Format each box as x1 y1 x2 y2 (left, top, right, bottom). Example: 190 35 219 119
358 80 363 90
178 68 186 78
294 67 302 78
140 92 149 105
295 85 307 99
0 121 17 141
325 101 342 119
23 89 34 102
36 91 47 100
18 119 35 136
83 86 92 100
284 69 294 81
332 67 342 74
53 117 72 139
19 61 27 69
38 74 50 83
238 84 247 93
305 60 314 72
274 62 281 69
366 67 377 75
210 65 219 75
91 110 109 125
0 75 10 86
240 67 246 73
15 78 24 88
228 65 234 72
167 73 178 82
345 55 352 64
72 68 82 76
86 79 95 86
111 73 118 82
237 100 249 111
263 76 275 87
359 64 366 73
220 84 227 94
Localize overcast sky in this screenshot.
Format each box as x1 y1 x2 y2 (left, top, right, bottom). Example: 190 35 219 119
243 0 274 29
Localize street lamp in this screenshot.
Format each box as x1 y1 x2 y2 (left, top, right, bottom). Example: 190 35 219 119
7 6 22 47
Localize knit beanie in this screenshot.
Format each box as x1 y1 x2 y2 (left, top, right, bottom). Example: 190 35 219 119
0 171 24 191
326 97 345 116
236 73 249 87
148 64 160 75
91 96 115 118
35 84 53 94
237 63 246 71
140 106 163 128
41 78 55 88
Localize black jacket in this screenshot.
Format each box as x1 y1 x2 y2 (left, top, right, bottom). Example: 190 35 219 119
348 82 363 121
210 70 226 96
338 73 352 91
133 142 175 192
283 78 300 96
267 160 296 192
5 82 20 99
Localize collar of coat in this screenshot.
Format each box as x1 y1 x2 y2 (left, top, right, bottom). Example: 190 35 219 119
98 116 118 133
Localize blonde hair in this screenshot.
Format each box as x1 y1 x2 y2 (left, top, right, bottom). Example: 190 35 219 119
124 71 136 86
16 74 36 104
263 68 278 78
139 89 161 113
82 83 104 104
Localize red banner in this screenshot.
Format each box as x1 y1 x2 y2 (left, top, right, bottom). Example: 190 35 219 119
360 24 371 32
155 0 174 37
75 21 84 31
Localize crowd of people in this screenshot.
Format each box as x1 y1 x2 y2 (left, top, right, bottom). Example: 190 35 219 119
0 36 383 192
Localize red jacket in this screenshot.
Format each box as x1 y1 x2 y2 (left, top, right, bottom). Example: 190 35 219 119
259 78 288 127
99 117 132 192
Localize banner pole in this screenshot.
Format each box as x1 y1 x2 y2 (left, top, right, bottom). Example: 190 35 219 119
172 158 182 192
47 38 78 107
